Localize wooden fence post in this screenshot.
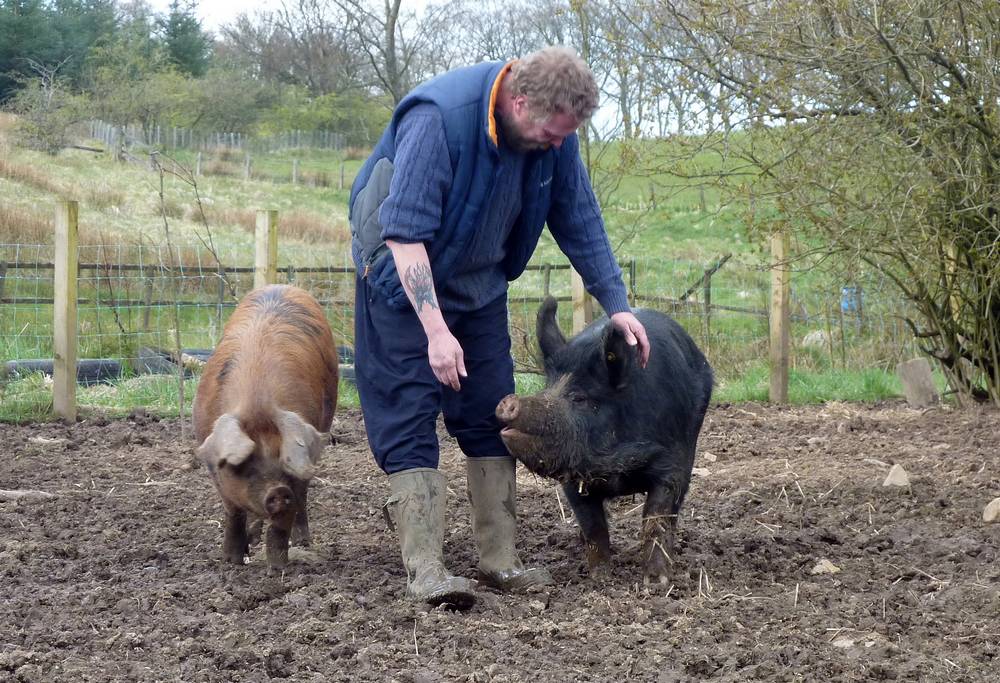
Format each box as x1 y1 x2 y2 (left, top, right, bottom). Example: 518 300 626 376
195 151 202 176
339 160 346 191
702 268 712 351
0 260 7 301
142 278 153 331
54 201 79 421
769 230 790 403
244 154 252 180
292 159 299 185
215 267 225 337
254 210 278 289
628 258 637 306
570 267 594 335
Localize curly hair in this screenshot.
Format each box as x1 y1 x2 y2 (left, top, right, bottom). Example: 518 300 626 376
508 46 599 122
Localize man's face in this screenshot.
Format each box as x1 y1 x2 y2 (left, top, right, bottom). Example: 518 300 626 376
498 95 581 153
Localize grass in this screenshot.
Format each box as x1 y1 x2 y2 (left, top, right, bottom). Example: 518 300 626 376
1 362 927 425
713 363 906 404
0 117 929 422
0 372 363 423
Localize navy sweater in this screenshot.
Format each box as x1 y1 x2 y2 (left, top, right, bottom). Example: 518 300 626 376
351 60 629 315
381 104 526 311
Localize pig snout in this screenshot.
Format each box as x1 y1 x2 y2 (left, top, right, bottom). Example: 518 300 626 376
496 394 521 425
264 484 295 518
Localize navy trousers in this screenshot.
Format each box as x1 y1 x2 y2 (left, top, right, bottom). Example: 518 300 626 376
354 275 515 473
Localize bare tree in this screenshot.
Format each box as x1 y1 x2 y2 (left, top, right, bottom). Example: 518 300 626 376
648 0 1000 404
7 58 88 154
443 0 547 63
334 0 457 105
221 0 367 96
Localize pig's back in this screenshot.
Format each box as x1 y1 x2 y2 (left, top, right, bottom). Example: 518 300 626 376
193 285 338 442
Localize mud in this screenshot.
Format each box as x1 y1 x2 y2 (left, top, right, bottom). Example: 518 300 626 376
1 402 998 682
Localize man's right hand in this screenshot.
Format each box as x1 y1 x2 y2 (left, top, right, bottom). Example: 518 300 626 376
387 239 468 391
426 325 467 391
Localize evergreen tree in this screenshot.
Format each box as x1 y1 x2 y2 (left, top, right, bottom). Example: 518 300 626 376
50 0 118 87
0 0 118 102
159 0 211 77
0 0 61 101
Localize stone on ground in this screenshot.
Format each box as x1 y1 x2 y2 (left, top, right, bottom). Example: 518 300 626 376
883 463 910 487
810 558 841 575
983 497 1000 523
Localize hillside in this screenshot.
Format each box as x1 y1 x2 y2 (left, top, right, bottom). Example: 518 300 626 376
0 116 927 418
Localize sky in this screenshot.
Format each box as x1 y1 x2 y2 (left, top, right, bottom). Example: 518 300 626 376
146 0 283 32
145 0 430 34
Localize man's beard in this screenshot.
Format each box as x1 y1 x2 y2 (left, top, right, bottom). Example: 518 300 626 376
496 110 545 153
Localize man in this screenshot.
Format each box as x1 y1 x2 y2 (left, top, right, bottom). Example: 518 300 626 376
349 46 650 609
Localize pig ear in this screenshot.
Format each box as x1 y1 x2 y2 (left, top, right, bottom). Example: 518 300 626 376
197 414 255 469
602 323 636 391
276 409 325 479
536 296 567 361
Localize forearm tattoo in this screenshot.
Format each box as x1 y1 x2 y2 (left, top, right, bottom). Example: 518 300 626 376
403 263 439 312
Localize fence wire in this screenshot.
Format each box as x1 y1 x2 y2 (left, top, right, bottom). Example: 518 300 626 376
1 240 921 417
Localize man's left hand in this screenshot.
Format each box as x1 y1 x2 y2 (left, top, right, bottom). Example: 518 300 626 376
610 311 650 368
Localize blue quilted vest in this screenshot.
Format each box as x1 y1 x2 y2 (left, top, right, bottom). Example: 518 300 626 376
349 61 572 310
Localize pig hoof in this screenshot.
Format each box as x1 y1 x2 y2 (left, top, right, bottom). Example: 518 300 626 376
224 552 248 565
585 544 612 571
290 527 312 547
585 558 612 580
266 551 289 573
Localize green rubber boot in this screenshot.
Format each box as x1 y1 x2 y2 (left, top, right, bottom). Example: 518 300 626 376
467 456 553 592
386 468 477 609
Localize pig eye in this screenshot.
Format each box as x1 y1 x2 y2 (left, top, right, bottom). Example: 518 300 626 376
222 458 251 474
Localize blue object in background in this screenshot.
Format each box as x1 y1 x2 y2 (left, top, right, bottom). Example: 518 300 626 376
841 286 862 313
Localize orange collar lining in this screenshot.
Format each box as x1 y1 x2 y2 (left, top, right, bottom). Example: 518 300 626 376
488 60 517 147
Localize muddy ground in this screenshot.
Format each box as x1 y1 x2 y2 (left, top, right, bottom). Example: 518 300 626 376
1 402 998 682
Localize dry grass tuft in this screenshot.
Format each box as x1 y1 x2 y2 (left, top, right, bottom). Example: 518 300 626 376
192 205 256 232
0 204 52 244
299 170 331 188
84 183 128 211
159 196 186 220
214 147 242 163
0 203 109 246
0 157 65 196
279 210 349 244
343 146 370 161
0 113 18 135
185 205 346 244
203 160 240 178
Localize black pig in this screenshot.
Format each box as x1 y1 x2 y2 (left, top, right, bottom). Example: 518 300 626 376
496 296 713 582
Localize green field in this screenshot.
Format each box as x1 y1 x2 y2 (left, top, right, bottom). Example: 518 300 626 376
0 117 934 421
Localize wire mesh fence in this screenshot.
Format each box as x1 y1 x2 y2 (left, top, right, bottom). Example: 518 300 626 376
83 121 352 154
0 236 923 420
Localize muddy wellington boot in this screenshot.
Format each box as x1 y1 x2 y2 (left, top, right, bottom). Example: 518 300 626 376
466 456 553 592
386 468 477 609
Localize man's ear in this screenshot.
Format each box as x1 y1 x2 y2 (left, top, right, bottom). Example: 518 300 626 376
512 94 532 119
